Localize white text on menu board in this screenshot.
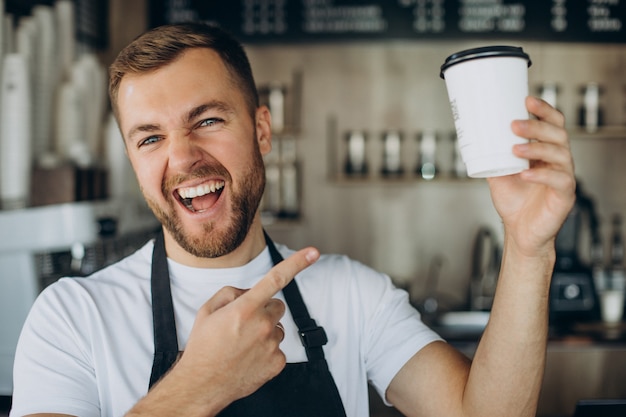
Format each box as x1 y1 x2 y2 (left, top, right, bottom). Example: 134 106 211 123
408 0 446 33
242 0 288 35
587 0 623 32
302 0 387 33
458 0 525 33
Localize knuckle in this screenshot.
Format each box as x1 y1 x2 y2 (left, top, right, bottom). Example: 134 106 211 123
265 270 285 293
215 285 238 298
268 298 286 313
277 300 286 315
260 319 275 338
197 303 212 318
201 286 245 314
270 351 287 375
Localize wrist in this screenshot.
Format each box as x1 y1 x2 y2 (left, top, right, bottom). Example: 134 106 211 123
500 234 556 289
503 232 557 264
126 363 228 417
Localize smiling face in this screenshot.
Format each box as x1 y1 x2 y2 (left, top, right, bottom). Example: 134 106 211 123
116 48 271 264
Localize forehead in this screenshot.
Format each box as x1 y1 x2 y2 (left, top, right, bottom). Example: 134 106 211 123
116 49 242 132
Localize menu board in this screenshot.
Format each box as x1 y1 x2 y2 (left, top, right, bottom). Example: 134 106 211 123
75 0 109 49
149 0 626 44
6 0 108 49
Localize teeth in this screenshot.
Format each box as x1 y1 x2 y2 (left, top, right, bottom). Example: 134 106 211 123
178 181 224 200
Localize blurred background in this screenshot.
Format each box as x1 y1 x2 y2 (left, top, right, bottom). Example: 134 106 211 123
1 1 626 416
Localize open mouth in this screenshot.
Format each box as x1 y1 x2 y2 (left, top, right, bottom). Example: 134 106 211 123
176 180 225 213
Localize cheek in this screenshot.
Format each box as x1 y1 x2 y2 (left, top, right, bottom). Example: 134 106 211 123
129 156 164 194
210 141 256 173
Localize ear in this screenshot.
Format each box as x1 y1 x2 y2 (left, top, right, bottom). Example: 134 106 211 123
255 105 273 156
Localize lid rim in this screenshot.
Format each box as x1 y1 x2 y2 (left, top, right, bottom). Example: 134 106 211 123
440 46 531 79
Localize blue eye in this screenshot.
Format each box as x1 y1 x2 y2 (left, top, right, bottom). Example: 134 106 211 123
139 135 161 147
199 118 224 128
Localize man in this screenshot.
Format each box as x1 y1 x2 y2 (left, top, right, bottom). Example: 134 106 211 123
11 22 575 417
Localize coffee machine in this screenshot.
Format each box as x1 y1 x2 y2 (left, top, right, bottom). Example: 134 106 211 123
0 202 98 395
0 200 158 395
549 183 601 325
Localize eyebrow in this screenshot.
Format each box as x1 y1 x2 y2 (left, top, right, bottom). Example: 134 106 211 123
125 100 235 141
187 100 234 122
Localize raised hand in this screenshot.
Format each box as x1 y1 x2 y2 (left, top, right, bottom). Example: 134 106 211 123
487 96 576 256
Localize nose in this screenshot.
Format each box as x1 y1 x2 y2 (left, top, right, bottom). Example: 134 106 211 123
167 129 203 172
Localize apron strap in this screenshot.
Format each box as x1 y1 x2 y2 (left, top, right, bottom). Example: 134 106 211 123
149 230 179 388
263 231 328 362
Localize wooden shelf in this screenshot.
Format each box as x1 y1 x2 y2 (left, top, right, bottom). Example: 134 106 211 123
328 175 485 187
569 126 626 140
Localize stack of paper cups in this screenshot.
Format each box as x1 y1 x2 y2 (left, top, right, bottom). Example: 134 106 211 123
32 5 58 163
73 54 107 162
55 79 89 166
55 0 76 80
0 54 33 209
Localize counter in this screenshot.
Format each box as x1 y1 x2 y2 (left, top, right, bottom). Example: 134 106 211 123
541 323 626 417
369 321 626 417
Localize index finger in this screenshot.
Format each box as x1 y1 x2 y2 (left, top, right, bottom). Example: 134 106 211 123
242 247 320 307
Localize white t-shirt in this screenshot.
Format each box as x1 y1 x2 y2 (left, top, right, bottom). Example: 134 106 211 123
11 239 442 417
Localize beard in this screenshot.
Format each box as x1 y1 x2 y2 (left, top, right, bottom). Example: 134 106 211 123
143 140 266 259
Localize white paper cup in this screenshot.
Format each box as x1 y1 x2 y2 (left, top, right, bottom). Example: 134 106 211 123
600 289 625 325
440 46 532 178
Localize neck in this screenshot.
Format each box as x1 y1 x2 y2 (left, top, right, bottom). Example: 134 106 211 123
162 216 267 268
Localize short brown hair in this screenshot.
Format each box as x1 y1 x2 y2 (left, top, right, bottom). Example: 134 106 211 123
109 22 259 121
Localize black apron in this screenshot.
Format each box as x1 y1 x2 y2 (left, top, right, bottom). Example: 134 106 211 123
148 230 347 417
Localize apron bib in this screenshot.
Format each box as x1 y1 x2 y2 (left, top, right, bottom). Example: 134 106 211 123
148 230 347 417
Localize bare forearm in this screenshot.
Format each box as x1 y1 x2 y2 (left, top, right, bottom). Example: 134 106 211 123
463 236 555 417
124 365 229 417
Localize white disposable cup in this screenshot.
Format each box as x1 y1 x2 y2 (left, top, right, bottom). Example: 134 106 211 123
440 46 532 178
600 289 625 325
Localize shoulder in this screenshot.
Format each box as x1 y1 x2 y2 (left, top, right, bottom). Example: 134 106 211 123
276 243 400 314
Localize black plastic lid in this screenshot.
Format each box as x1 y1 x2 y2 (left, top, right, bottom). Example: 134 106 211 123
440 46 531 79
